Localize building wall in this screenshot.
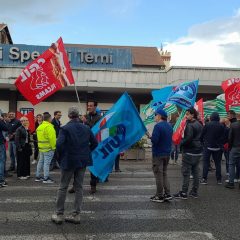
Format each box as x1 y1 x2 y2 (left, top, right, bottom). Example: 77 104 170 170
17 101 113 125
0 101 9 113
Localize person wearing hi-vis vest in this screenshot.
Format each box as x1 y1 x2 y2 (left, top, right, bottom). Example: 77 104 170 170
35 112 56 184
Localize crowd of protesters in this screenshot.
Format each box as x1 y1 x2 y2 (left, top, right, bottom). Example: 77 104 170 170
150 108 240 203
1 102 240 223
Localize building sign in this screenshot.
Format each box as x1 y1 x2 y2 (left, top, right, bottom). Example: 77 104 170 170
19 107 34 115
0 44 132 69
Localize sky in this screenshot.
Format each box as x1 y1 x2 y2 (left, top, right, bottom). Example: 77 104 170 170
1 0 240 68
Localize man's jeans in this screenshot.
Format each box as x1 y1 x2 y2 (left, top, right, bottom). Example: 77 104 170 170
0 144 6 183
152 156 170 197
202 148 222 181
36 151 54 180
229 147 240 184
9 141 16 170
182 153 201 193
56 168 86 215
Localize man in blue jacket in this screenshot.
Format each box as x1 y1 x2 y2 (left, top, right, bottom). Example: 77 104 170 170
51 107 98 224
150 108 173 203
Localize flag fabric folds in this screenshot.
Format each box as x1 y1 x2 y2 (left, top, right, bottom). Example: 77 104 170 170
167 80 199 110
89 92 147 181
194 98 204 124
172 109 187 145
141 86 176 125
15 37 74 105
225 83 240 111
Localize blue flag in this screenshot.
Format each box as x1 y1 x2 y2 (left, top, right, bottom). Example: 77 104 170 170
89 92 147 181
151 86 174 110
167 80 199 109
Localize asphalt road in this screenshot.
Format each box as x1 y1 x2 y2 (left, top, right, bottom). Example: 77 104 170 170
0 158 240 240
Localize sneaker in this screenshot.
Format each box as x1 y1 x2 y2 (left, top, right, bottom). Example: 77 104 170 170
150 195 156 200
43 178 54 184
173 191 188 200
190 175 193 180
51 214 64 224
225 179 229 183
225 183 235 189
35 177 44 182
31 160 37 165
68 187 75 194
164 194 173 201
18 176 27 180
189 191 198 198
150 195 165 203
65 213 80 224
217 180 222 185
200 179 208 185
0 181 8 187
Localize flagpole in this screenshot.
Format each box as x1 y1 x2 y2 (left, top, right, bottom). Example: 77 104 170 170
74 82 82 115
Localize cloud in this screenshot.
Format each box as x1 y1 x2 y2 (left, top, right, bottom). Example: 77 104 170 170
0 0 85 25
164 9 240 68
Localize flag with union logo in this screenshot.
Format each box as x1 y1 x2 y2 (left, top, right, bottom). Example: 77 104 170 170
89 92 147 181
167 80 199 109
221 78 240 111
15 37 74 105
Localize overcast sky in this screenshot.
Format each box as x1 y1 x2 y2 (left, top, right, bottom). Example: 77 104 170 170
1 0 240 68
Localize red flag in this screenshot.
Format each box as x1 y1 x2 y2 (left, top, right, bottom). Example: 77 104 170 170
222 78 240 92
16 111 35 133
194 98 204 124
172 110 187 145
225 83 240 111
15 37 74 105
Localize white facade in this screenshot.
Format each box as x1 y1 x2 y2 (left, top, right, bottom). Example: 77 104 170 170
0 65 240 121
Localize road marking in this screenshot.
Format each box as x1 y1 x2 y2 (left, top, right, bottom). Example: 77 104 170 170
0 232 217 240
0 195 154 203
0 184 156 191
0 209 193 222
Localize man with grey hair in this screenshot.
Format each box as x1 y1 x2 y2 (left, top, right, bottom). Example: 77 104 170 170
52 106 98 224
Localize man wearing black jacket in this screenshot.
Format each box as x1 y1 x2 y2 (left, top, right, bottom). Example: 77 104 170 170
7 112 21 172
50 111 62 170
200 112 225 185
0 117 9 187
225 113 240 189
174 108 203 199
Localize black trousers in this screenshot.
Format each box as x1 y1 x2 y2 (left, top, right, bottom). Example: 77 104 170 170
17 144 31 177
115 154 120 170
33 141 39 160
90 172 98 187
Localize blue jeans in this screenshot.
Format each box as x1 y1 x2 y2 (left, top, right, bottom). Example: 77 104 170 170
9 141 16 169
229 147 240 184
0 144 6 183
36 150 54 180
202 148 222 181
